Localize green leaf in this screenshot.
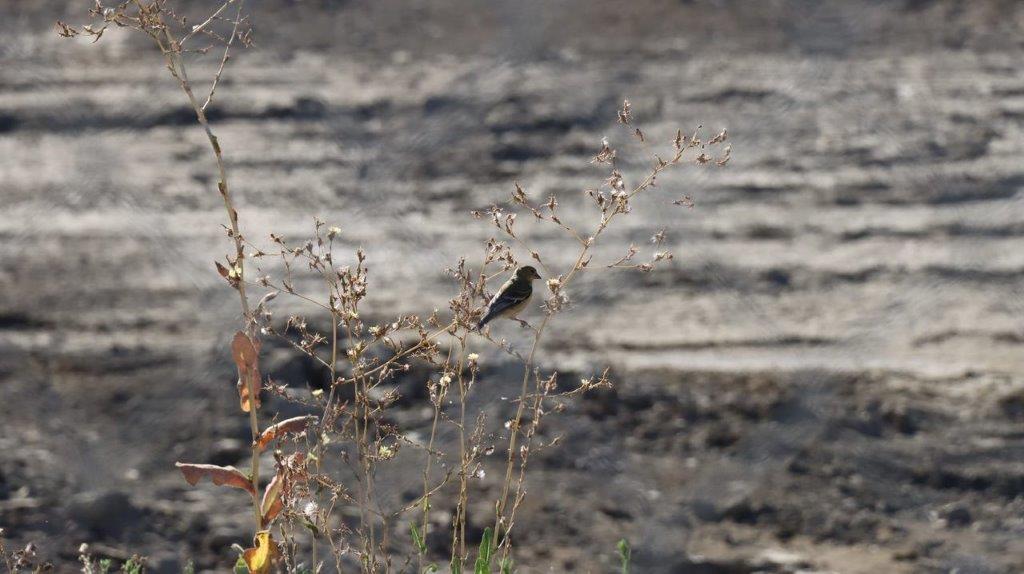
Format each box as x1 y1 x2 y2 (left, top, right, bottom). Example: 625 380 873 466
499 557 513 574
121 556 144 574
616 539 631 574
233 555 249 574
474 527 493 574
410 522 427 554
302 519 321 538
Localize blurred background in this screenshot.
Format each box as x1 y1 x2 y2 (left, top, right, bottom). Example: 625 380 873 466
3 0 1024 572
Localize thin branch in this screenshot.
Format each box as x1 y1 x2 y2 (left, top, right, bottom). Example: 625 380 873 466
180 0 234 45
202 0 245 111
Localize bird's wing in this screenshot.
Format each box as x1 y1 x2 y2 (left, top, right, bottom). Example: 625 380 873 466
479 279 532 326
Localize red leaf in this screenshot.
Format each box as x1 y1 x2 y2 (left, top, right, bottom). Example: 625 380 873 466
175 462 255 496
261 472 285 524
257 416 317 451
231 331 261 412
231 331 258 370
260 453 308 525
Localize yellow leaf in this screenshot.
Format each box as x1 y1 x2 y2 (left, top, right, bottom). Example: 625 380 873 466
243 530 277 574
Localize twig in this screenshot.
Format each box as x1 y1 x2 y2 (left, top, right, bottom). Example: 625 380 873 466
202 0 245 111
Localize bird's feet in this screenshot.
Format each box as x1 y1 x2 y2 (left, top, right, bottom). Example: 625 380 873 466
515 318 535 331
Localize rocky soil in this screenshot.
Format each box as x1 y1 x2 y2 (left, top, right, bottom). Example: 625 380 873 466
2 1 1024 572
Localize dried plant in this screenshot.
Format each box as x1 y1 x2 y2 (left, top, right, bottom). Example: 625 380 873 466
58 3 730 573
0 533 51 573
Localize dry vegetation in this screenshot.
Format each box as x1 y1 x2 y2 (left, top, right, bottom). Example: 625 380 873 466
39 2 729 572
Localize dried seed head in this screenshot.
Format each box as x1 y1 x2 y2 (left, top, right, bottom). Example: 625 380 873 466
592 137 616 164
673 195 695 208
617 99 632 125
607 170 625 192
717 144 732 166
512 182 528 204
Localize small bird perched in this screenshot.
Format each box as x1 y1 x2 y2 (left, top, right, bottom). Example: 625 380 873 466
476 265 542 330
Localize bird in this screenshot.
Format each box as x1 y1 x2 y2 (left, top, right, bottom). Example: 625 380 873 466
476 265 542 330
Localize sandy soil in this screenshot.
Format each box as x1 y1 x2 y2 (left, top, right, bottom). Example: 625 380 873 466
2 1 1024 572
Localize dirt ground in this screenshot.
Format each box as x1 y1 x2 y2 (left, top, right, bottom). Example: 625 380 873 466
3 1 1024 572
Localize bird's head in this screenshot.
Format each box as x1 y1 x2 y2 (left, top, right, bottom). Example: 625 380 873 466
515 265 542 281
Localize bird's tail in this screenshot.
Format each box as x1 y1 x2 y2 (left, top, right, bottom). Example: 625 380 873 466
475 310 495 331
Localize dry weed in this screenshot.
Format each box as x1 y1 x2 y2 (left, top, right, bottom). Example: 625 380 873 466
56 3 730 572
